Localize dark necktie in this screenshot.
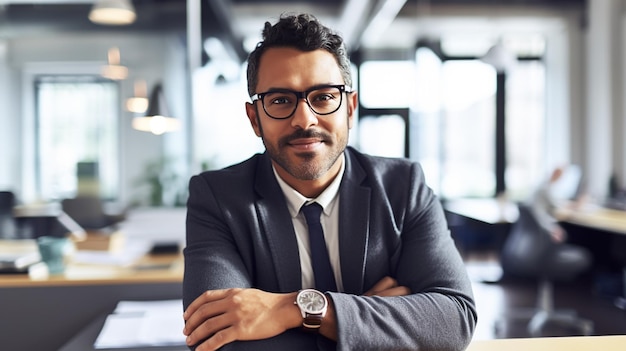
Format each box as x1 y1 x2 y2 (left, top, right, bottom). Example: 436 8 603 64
301 202 337 292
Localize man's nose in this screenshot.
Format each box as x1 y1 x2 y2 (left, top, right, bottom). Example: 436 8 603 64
290 98 318 129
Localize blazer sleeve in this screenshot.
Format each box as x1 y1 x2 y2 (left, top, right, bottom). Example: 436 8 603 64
329 162 477 351
183 174 253 311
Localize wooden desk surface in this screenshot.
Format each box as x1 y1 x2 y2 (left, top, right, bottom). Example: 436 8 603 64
556 203 626 235
444 198 519 224
0 251 183 288
445 197 626 235
467 335 626 351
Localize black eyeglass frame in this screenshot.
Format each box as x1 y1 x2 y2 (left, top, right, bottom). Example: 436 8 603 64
250 84 353 120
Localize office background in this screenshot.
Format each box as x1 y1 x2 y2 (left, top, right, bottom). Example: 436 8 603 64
1 1 626 350
0 0 624 208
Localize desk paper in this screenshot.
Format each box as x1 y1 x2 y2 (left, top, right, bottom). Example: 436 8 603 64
94 299 186 349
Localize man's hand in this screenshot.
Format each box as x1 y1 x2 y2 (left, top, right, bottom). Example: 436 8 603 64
550 225 567 243
183 288 300 351
364 276 410 297
183 277 409 350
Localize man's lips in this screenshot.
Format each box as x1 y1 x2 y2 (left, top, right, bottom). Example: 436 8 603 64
288 138 324 150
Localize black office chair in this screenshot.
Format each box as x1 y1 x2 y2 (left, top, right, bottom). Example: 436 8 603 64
61 196 126 231
0 191 17 239
497 203 594 337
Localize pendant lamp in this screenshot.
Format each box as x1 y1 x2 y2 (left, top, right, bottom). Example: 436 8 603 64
132 83 180 135
89 0 136 26
101 47 128 80
126 79 149 113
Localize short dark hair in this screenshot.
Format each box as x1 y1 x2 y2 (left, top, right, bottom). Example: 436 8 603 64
246 13 352 97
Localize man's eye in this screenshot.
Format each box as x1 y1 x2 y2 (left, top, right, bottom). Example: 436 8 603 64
271 97 289 105
267 94 293 105
311 93 336 103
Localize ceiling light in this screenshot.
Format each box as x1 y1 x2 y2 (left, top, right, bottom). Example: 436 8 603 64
132 83 180 135
126 79 149 113
89 0 136 26
101 47 128 80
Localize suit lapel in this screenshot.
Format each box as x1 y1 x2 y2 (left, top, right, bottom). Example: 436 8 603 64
338 150 370 294
254 154 302 292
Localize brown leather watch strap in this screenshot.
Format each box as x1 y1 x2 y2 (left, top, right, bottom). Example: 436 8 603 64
303 315 323 330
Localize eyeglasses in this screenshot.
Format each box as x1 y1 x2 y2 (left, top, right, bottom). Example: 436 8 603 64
250 84 352 120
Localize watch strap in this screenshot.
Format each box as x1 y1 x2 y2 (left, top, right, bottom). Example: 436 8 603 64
303 315 323 330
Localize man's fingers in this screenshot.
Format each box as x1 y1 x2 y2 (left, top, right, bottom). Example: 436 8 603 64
364 276 410 297
184 288 238 321
186 312 233 349
364 276 398 296
200 328 235 351
184 289 237 336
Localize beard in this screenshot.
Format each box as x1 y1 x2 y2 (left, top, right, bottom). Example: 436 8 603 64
258 116 349 181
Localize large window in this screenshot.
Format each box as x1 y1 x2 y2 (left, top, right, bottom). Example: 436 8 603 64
357 43 545 200
412 46 545 199
357 60 415 158
36 76 119 200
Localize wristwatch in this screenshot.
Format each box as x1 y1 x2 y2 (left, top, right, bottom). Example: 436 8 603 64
295 289 328 331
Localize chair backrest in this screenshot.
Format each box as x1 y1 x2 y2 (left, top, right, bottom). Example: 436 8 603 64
0 191 16 214
500 203 555 278
0 191 17 238
61 196 107 229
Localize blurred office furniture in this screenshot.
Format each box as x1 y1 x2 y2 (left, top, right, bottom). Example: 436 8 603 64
617 267 626 310
498 204 593 337
607 173 625 208
0 191 17 239
444 197 518 280
61 196 126 231
556 202 626 310
13 202 86 241
0 251 182 351
0 206 185 350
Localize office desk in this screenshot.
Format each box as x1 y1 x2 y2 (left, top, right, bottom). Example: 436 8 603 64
444 198 519 225
467 335 626 351
0 251 184 351
0 251 183 288
556 203 626 235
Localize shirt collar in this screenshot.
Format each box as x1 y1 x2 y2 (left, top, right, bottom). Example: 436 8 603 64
273 153 345 218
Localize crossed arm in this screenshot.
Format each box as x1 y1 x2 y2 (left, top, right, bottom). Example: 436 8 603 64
183 276 409 351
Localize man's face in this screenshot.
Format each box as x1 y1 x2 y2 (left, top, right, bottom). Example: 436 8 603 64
245 47 357 184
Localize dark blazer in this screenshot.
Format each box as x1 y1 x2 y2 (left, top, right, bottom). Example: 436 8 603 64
183 147 477 351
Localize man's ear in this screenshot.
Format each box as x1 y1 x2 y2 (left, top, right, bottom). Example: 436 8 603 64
347 91 358 129
245 102 262 137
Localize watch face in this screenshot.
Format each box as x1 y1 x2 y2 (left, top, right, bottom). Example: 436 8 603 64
297 289 327 314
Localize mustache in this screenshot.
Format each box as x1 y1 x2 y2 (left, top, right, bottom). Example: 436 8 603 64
279 129 330 147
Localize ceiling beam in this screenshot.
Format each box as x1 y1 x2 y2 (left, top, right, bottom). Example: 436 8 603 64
337 0 375 52
204 0 247 63
359 0 407 48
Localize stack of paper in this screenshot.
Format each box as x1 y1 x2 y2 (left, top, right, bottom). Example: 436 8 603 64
94 299 186 349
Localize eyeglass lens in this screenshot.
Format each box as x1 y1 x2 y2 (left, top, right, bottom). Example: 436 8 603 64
261 86 344 119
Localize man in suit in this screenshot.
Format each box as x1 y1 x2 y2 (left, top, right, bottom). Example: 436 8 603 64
183 13 476 351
